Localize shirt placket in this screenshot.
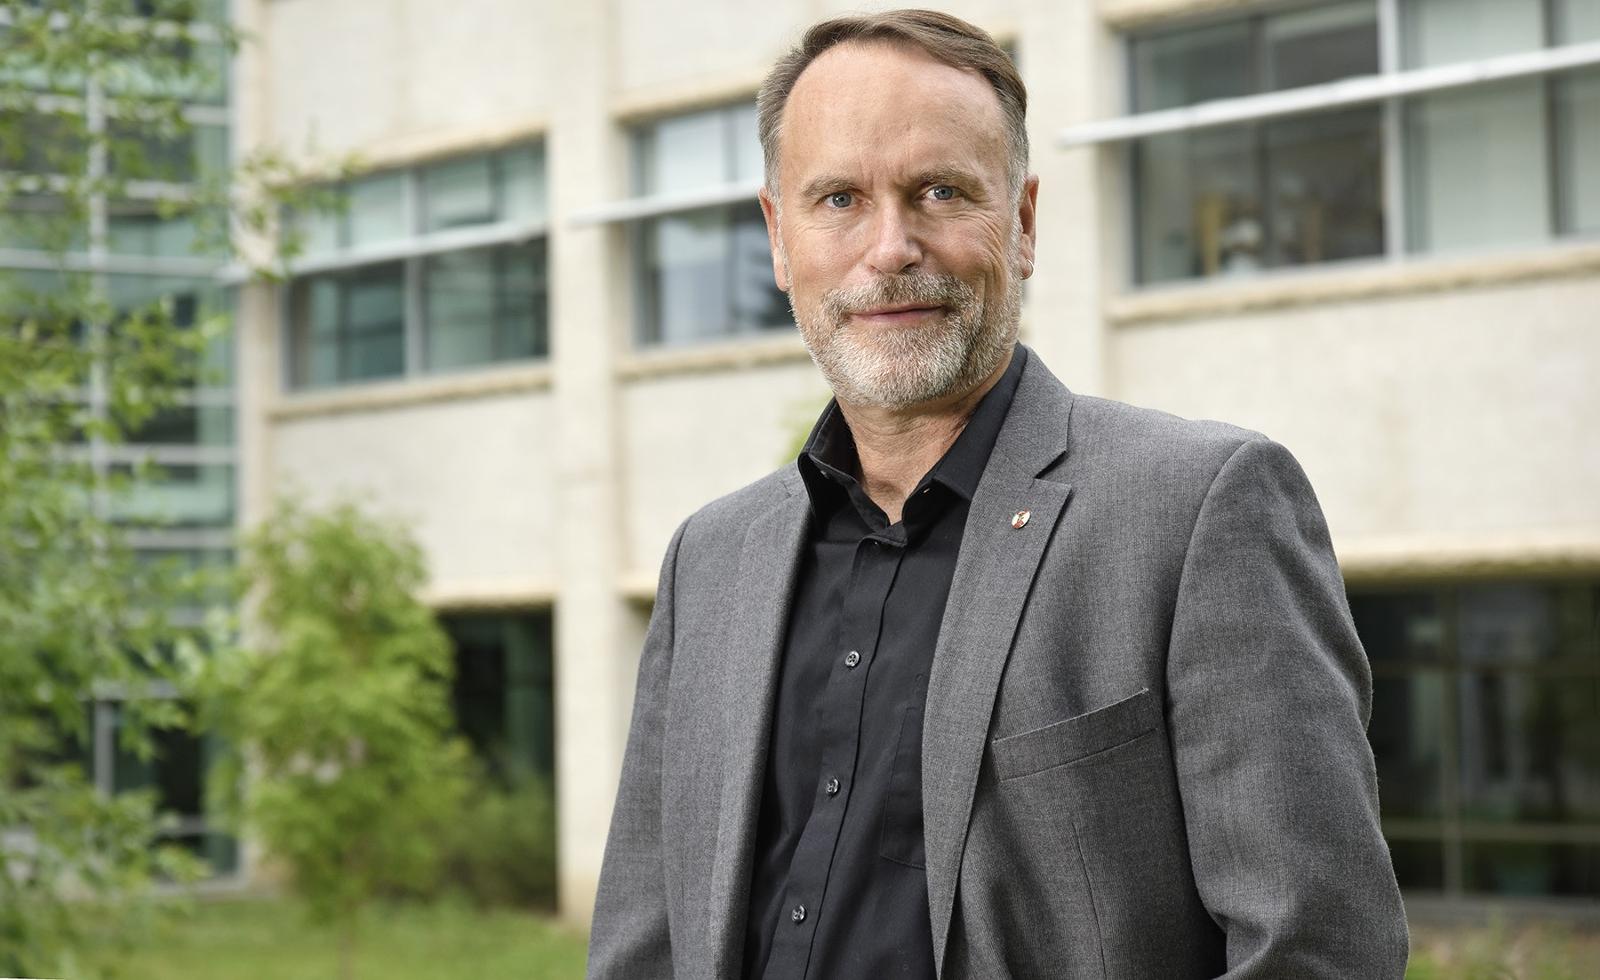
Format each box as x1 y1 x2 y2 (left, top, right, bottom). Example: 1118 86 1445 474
761 527 905 980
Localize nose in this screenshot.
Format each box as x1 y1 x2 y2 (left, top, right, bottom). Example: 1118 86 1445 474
863 201 922 276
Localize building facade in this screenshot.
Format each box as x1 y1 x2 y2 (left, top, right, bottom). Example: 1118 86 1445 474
209 0 1600 923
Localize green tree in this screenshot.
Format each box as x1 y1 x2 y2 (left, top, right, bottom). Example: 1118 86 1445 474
195 499 473 980
1 2 349 975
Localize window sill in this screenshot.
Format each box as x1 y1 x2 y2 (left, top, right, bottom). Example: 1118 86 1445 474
1106 241 1600 327
269 360 553 421
617 331 808 381
1336 527 1600 585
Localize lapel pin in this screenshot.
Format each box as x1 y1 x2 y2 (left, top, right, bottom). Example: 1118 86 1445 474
1011 509 1031 529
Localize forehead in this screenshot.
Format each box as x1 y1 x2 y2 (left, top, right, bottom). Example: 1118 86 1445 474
779 40 1009 186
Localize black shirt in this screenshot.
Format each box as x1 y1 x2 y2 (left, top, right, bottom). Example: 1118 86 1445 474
741 348 1027 980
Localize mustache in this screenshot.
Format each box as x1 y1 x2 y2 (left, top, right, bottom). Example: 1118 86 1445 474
819 273 975 321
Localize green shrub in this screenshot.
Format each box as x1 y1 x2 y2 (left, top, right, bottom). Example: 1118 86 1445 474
386 772 558 910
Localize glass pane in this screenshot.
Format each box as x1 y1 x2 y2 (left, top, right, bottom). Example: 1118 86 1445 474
1457 584 1561 663
1559 0 1600 42
111 707 204 817
424 247 497 370
637 108 726 195
344 266 405 381
102 38 228 106
0 108 86 174
1463 843 1600 898
1402 0 1545 69
1350 590 1446 662
112 463 235 528
107 200 226 258
1370 672 1447 818
347 172 407 247
728 200 789 333
1386 839 1447 891
1405 80 1551 254
641 206 732 345
499 144 548 225
1263 1 1379 92
108 121 228 183
498 238 549 360
441 612 556 784
0 193 86 252
1557 69 1600 235
129 404 234 447
1131 21 1253 112
729 101 764 184
289 263 405 388
422 154 495 232
291 203 342 257
1457 674 1600 823
1135 125 1259 283
1262 106 1384 267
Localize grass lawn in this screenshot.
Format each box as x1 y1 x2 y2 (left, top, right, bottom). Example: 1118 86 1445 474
84 895 587 980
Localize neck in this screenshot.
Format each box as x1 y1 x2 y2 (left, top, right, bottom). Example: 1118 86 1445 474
836 348 1014 524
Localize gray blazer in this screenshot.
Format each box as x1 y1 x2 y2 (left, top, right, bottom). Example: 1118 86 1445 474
588 350 1409 978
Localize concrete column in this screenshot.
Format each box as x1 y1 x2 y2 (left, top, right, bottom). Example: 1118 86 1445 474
546 0 632 928
1018 0 1121 397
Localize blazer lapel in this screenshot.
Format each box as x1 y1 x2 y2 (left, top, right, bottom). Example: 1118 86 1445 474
922 352 1076 976
705 471 811 978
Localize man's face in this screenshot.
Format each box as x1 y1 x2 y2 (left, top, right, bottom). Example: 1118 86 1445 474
759 41 1038 411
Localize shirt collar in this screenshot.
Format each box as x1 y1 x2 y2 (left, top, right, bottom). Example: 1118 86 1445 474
797 345 1028 514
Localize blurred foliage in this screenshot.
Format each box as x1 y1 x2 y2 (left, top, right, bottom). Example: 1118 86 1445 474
382 770 558 911
1407 920 1600 979
194 498 474 980
0 1 355 974
80 895 588 980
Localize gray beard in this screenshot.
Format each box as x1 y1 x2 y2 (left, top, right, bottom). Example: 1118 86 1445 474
788 265 1021 411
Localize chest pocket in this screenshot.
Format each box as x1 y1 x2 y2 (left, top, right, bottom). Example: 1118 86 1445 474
878 682 927 869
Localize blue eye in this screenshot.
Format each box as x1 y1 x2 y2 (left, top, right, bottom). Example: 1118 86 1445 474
826 191 853 208
929 185 956 201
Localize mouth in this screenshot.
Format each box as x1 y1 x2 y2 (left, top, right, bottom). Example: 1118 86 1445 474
848 304 946 325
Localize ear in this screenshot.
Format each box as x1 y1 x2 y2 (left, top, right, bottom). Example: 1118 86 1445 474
1016 174 1039 279
758 186 791 292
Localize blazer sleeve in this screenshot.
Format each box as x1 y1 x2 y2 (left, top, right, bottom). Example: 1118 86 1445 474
1166 437 1409 978
587 518 689 979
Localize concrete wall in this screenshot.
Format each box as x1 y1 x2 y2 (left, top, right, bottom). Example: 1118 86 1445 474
1109 272 1600 567
261 0 554 166
270 388 560 601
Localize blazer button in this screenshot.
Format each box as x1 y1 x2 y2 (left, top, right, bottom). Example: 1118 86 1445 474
791 904 806 924
844 650 861 668
825 777 840 796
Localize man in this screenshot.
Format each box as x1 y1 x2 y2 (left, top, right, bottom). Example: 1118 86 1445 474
589 9 1408 979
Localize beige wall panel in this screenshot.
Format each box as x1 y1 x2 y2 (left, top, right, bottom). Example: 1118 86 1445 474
263 0 551 161
620 361 833 574
610 0 1021 107
1108 277 1600 549
269 394 557 592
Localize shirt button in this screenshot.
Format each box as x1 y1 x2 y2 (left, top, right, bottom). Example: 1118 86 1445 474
791 904 806 924
844 650 861 668
825 777 840 796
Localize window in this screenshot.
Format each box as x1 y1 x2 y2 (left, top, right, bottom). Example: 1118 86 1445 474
440 612 555 785
628 103 790 347
1121 0 1600 285
1354 580 1600 899
284 144 549 389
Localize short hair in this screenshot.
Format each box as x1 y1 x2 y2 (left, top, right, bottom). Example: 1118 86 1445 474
757 9 1028 201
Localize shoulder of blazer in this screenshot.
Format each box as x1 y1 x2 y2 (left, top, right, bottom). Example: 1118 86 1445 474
1059 392 1272 495
673 463 804 562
